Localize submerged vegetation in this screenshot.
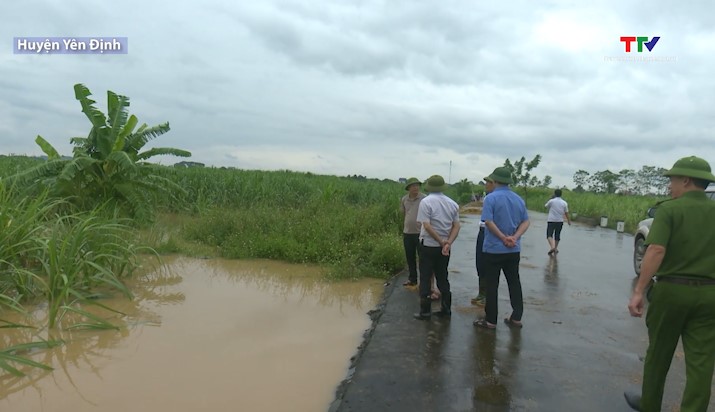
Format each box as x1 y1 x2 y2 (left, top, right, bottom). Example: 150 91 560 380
0 184 143 376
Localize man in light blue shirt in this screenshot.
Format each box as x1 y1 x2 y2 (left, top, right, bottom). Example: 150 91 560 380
473 167 530 329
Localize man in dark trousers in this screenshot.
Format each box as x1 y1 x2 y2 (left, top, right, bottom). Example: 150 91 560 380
472 176 495 306
473 167 530 329
400 177 426 287
413 175 460 320
544 188 571 256
626 156 715 412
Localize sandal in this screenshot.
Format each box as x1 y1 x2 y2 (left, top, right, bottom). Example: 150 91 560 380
473 319 496 329
470 295 486 306
403 280 417 286
504 317 523 328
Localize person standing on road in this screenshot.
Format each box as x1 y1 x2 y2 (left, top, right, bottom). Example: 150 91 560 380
413 175 460 320
472 176 495 306
401 177 426 287
544 189 571 256
625 156 715 412
473 167 530 330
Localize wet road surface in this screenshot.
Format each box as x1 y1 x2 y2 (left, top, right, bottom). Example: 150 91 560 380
332 212 709 411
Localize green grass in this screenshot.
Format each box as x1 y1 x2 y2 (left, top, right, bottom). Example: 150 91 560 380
179 201 403 279
0 176 145 375
142 166 407 279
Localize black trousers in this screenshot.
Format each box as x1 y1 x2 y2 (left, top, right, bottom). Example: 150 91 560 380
483 252 523 324
403 233 420 283
475 227 485 276
546 222 564 241
419 243 450 299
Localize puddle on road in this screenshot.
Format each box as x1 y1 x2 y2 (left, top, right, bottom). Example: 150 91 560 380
1 256 383 412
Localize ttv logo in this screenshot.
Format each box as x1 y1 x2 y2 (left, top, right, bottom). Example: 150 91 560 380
620 36 660 52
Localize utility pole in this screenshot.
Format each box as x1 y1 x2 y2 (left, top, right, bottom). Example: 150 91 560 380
448 160 452 184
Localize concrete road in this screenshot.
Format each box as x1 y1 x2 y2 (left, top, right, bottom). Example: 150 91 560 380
332 211 710 411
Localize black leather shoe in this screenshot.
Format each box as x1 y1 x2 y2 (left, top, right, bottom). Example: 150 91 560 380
413 312 431 320
623 391 641 411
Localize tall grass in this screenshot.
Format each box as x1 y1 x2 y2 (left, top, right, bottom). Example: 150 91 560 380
1 156 667 272
182 201 403 279
147 166 667 275
154 167 403 212
0 155 42 177
152 167 406 279
36 212 137 328
0 179 144 375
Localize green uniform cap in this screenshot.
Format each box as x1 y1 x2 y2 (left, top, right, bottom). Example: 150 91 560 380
404 177 422 190
424 175 447 192
663 156 715 182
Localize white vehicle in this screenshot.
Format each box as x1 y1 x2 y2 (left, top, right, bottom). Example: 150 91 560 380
633 183 715 275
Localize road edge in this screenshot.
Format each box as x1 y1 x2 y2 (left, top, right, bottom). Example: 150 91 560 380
327 270 403 412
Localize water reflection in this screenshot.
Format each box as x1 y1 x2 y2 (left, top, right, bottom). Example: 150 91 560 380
1 314 130 401
0 263 184 400
132 261 186 310
615 233 626 249
472 330 521 410
425 318 450 370
544 257 559 285
1 257 382 412
199 257 381 311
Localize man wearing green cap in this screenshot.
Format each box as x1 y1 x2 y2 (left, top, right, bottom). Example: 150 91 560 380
625 156 715 412
473 166 530 330
413 175 461 320
401 177 426 286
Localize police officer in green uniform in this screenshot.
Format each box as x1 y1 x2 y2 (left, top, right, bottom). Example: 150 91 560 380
625 156 715 411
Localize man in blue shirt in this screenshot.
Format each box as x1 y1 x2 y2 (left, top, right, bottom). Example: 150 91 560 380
473 167 530 329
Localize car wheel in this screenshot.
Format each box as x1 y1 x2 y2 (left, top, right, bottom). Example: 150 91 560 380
633 236 646 276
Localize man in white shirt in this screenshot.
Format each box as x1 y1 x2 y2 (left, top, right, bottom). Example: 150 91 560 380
413 175 461 320
544 189 571 256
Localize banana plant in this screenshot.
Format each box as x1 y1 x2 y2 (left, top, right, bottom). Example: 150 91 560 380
12 84 191 221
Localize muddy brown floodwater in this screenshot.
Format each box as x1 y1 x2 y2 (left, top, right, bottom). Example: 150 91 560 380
1 256 383 412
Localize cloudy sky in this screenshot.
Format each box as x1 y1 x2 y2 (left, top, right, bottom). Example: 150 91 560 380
1 1 713 187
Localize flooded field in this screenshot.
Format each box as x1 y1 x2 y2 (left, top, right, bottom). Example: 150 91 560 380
1 256 383 412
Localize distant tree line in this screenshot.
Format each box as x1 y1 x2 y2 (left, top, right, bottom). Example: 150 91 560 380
572 166 669 195
443 155 669 206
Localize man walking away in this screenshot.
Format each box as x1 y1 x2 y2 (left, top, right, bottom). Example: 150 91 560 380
544 189 571 256
413 175 460 320
625 156 715 412
473 167 530 330
401 177 426 286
